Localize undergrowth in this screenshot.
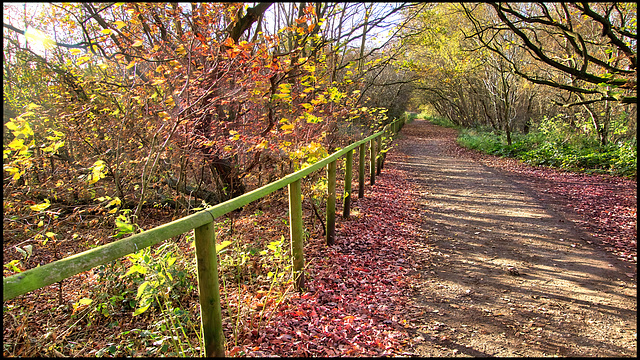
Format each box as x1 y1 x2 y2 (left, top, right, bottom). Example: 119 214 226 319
2 194 302 357
3 158 335 357
421 113 637 179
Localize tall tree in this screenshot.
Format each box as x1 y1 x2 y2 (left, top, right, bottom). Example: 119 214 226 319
461 2 637 145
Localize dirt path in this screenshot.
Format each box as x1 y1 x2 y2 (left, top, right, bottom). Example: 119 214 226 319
389 119 637 357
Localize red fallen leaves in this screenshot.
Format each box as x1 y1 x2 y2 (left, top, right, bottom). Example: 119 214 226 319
524 171 635 263
233 163 427 356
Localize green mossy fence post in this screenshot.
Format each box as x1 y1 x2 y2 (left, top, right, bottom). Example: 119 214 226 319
358 143 365 198
382 125 392 170
326 160 337 245
343 149 353 218
380 130 388 171
194 221 225 357
288 179 305 291
370 138 376 186
376 135 382 175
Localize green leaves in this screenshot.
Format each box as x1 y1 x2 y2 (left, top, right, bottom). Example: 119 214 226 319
112 210 138 239
327 86 346 103
16 245 33 259
122 241 190 318
124 264 148 277
114 219 135 238
297 112 320 124
3 259 23 275
133 299 152 316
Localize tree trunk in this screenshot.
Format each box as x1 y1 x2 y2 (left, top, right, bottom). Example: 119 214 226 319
358 4 372 73
580 97 609 146
209 155 246 200
164 176 220 205
505 122 512 146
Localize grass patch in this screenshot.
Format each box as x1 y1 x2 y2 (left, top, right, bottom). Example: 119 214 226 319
422 114 459 129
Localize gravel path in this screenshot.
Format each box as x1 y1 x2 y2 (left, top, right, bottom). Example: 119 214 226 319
390 119 637 357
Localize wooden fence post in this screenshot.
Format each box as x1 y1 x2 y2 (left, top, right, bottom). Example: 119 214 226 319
194 221 225 357
382 124 393 170
381 128 389 171
376 135 382 175
288 179 305 291
358 143 365 198
370 138 376 186
343 149 353 218
326 160 336 245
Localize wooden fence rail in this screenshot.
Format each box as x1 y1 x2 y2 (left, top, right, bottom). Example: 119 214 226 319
3 117 407 357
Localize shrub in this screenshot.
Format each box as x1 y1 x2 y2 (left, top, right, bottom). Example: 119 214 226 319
455 124 637 179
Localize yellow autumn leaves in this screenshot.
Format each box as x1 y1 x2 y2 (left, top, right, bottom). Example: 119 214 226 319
4 104 65 181
87 160 108 185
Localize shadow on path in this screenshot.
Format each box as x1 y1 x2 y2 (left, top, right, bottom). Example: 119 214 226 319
388 119 637 357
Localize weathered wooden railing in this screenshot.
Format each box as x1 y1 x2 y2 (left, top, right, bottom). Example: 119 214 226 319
3 117 407 357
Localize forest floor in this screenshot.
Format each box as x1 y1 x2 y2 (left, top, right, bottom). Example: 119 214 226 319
391 119 637 357
3 119 637 357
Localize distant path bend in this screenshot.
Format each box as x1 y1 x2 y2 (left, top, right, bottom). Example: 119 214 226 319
388 119 637 357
